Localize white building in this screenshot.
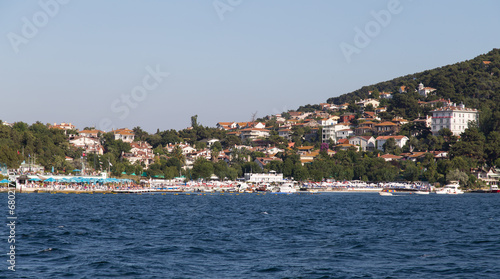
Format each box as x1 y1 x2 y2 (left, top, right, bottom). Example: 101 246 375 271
240 128 270 141
69 136 104 155
418 83 437 97
356 99 380 108
376 135 409 151
348 136 376 151
431 104 479 136
336 129 354 140
318 116 339 126
322 123 351 143
112 128 135 143
244 172 284 183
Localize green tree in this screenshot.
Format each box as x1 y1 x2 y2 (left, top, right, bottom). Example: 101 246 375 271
192 158 214 180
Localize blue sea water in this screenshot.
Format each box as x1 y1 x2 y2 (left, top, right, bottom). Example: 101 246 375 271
2 192 500 278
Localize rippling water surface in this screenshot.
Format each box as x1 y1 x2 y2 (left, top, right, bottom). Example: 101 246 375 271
3 192 500 278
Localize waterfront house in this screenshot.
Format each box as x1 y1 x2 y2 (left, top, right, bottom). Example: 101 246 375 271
471 168 500 187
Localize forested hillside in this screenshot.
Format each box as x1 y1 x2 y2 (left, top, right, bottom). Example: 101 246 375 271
328 48 500 135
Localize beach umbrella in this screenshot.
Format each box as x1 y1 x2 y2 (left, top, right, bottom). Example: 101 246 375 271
0 179 9 183
29 177 41 181
72 169 81 172
44 177 57 182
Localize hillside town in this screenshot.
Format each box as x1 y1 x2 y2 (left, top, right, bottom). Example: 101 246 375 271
4 81 496 189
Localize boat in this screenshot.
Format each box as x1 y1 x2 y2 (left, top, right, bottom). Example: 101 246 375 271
379 191 393 196
435 182 464 194
470 185 500 194
415 190 430 195
279 182 297 193
490 185 500 193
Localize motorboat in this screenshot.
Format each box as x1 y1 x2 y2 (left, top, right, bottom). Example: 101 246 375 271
279 183 297 193
379 191 393 196
490 185 500 193
415 190 430 195
435 182 464 194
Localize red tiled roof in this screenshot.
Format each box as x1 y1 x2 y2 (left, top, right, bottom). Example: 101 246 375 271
375 122 397 126
376 135 406 140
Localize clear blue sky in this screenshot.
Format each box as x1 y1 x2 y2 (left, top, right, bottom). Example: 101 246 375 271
1 0 499 132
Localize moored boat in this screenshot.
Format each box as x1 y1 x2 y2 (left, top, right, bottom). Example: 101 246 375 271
435 182 463 194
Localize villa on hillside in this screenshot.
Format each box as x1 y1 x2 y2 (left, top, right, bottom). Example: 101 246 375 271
79 129 103 138
50 122 75 131
430 103 479 136
418 83 437 97
113 128 135 143
374 122 399 136
69 136 104 155
239 128 270 141
348 136 376 152
376 135 409 151
321 123 351 143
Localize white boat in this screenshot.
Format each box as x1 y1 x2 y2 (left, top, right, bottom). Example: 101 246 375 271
379 192 392 196
415 191 430 195
279 183 297 193
436 182 464 194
